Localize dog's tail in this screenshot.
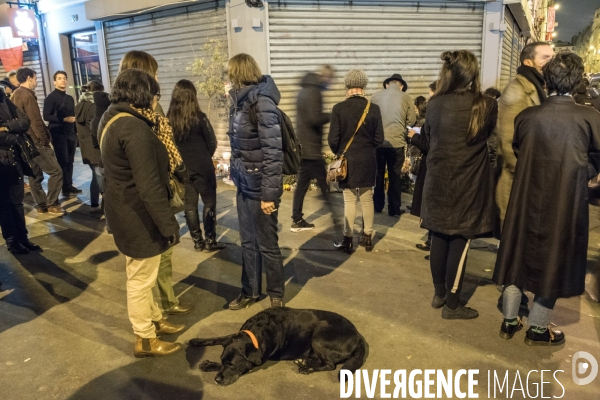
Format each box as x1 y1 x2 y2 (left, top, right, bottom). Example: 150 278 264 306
341 336 366 372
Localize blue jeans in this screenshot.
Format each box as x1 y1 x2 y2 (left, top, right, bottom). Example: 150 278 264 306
236 190 284 299
503 285 556 328
89 164 103 207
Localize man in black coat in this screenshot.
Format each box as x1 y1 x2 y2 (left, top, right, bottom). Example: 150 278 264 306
493 53 600 346
0 90 42 254
290 66 334 232
43 71 80 198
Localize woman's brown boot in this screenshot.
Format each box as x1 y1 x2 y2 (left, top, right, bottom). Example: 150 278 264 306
361 233 373 252
133 336 182 358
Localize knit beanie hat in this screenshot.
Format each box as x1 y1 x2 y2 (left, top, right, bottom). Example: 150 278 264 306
345 69 369 89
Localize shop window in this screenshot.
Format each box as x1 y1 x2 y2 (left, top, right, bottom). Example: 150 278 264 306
70 31 102 100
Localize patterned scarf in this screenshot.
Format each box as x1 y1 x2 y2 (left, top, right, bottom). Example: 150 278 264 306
132 106 183 173
346 88 366 98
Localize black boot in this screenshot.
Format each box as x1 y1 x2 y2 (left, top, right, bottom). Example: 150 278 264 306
360 233 373 252
204 207 225 252
334 236 353 254
184 210 205 252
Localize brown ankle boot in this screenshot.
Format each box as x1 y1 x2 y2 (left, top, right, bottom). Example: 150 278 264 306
133 336 182 358
361 233 373 252
153 319 185 335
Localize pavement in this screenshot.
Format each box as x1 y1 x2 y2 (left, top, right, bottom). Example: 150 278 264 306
1 150 599 400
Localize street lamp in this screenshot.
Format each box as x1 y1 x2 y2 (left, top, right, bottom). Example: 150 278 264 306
554 4 560 11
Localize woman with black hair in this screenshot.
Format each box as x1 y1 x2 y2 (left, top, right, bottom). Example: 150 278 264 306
168 80 225 252
99 69 184 357
421 50 498 320
494 53 600 345
75 80 104 211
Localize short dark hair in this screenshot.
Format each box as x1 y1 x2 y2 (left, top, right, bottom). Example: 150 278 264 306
543 52 584 95
53 70 67 81
484 87 501 99
414 95 427 118
429 81 437 92
110 68 159 108
520 42 550 64
82 80 104 93
16 67 36 84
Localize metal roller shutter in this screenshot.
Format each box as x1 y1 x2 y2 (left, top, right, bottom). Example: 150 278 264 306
0 46 46 112
268 0 485 141
499 8 523 91
103 1 229 157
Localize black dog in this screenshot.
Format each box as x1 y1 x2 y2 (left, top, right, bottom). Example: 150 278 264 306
189 308 366 385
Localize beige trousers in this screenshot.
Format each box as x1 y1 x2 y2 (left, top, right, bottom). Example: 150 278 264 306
125 254 163 338
343 187 375 236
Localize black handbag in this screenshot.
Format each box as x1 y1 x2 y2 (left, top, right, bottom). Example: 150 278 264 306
410 155 422 176
16 134 40 177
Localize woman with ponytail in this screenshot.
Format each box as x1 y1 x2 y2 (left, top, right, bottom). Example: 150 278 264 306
421 50 498 320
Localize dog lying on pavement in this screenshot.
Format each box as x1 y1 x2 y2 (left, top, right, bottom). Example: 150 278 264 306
189 307 366 385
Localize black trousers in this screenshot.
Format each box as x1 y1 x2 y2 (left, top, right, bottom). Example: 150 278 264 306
291 158 329 222
429 231 470 310
184 172 218 240
51 131 77 191
0 172 27 245
374 147 405 214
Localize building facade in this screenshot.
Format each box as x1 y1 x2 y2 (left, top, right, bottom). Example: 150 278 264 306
572 7 600 74
2 0 545 156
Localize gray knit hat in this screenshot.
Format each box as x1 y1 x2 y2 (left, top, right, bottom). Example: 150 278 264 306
344 69 369 89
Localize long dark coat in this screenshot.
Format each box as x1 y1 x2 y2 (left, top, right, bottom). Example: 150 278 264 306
421 93 498 237
75 95 100 165
328 96 384 189
493 97 600 299
409 133 428 218
99 103 179 259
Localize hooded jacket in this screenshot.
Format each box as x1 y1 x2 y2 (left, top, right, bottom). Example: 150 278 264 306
75 91 100 165
296 73 330 159
228 75 283 202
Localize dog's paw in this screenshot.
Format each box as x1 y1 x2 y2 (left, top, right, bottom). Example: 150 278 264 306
189 338 204 347
199 360 222 372
294 359 306 366
298 365 314 375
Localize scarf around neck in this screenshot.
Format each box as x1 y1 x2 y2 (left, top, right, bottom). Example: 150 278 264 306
517 65 547 103
132 106 183 173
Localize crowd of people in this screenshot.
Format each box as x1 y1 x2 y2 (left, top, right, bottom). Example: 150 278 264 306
1 42 600 357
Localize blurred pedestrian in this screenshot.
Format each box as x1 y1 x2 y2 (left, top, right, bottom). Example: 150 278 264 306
168 79 226 252
421 50 498 319
329 69 384 253
11 67 65 215
494 53 600 346
99 69 183 357
75 80 104 212
371 73 416 216
226 53 285 310
291 65 334 232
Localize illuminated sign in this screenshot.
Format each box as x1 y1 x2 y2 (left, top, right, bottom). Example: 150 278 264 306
8 8 39 39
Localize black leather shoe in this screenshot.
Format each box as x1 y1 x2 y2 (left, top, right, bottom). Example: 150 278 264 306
229 294 258 310
389 210 406 217
20 240 42 252
193 239 205 252
69 186 83 194
334 236 353 254
205 239 226 252
8 243 29 255
416 243 431 251
431 295 446 309
499 318 523 340
524 327 565 346
442 305 479 320
424 255 430 261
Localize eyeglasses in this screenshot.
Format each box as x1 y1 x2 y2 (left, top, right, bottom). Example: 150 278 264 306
154 93 161 100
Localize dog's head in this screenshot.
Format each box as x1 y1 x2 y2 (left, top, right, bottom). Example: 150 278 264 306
214 333 262 386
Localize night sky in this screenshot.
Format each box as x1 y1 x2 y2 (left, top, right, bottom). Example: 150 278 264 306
555 0 600 42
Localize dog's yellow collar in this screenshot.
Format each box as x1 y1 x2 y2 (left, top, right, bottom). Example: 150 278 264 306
241 330 259 349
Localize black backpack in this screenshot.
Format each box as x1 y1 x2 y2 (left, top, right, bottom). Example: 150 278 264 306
249 102 302 175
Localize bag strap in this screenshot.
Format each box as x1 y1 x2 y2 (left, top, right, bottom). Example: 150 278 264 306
99 112 135 149
341 100 371 157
